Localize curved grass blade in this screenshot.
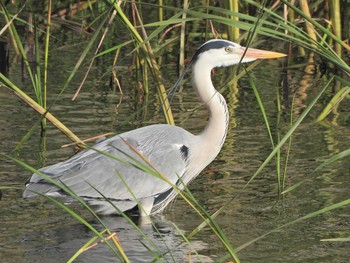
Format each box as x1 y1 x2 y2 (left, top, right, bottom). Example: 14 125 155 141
315 148 350 172
316 86 350 122
68 230 107 262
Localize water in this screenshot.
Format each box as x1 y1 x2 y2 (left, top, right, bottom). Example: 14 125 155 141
1 31 350 262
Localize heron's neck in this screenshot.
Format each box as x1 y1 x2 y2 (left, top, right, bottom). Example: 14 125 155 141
192 62 229 163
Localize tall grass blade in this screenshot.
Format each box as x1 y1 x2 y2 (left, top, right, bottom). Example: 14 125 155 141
178 0 188 77
208 75 334 237
329 0 342 56
246 69 274 147
43 0 52 118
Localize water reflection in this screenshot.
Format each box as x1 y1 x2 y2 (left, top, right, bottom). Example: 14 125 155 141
15 207 210 262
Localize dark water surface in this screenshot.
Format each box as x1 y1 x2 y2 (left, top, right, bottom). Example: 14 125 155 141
1 34 350 262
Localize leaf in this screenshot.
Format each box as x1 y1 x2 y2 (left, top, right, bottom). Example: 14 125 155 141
316 86 350 122
315 148 350 172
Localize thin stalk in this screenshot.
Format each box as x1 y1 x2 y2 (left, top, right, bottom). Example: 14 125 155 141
131 2 174 125
282 98 294 190
227 0 240 41
111 54 123 94
1 3 36 91
179 0 188 77
0 76 83 147
158 0 163 22
109 0 174 124
72 9 117 100
143 58 149 94
276 79 282 192
298 0 317 43
298 0 316 74
329 0 342 56
43 0 52 118
33 16 44 123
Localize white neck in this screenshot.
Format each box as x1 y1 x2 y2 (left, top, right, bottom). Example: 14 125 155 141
191 60 229 169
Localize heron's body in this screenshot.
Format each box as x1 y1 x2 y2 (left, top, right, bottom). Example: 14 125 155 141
23 39 285 216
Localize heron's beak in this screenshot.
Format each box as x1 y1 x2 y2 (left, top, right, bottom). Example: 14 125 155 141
240 47 287 59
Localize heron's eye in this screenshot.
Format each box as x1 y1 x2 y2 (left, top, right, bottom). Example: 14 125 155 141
225 46 233 53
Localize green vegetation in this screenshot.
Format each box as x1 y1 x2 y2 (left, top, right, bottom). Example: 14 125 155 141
0 1 349 262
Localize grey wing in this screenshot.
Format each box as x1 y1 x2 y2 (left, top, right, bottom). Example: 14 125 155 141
23 125 192 206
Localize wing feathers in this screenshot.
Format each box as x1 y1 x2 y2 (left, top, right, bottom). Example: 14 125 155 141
24 124 194 214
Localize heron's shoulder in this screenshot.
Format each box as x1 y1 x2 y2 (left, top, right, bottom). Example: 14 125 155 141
125 124 191 134
99 124 194 159
112 124 194 144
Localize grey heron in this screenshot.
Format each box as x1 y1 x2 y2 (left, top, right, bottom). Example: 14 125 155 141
23 39 286 216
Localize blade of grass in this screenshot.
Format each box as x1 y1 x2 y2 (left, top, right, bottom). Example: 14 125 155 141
246 69 274 147
321 237 350 242
63 8 113 99
68 230 105 262
0 78 83 147
316 86 350 122
72 9 117 100
315 148 350 172
43 0 52 127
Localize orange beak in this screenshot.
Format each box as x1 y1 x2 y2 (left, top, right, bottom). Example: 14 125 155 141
240 47 287 59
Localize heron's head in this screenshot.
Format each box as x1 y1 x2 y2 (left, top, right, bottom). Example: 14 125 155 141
191 39 286 68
